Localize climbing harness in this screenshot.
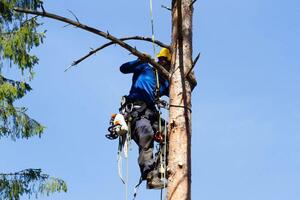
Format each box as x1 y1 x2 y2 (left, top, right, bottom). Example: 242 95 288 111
106 95 169 199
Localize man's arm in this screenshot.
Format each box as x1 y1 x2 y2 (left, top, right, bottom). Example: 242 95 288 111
159 78 169 97
120 59 146 74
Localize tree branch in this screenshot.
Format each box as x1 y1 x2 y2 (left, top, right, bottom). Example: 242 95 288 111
21 15 39 26
13 7 170 80
69 36 170 69
0 169 45 177
13 7 197 88
185 52 200 78
41 3 46 14
67 9 80 23
190 0 197 7
161 5 172 11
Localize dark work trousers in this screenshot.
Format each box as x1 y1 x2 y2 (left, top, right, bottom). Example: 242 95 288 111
131 108 157 179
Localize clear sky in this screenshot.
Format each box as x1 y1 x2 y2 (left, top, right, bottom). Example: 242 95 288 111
1 0 300 199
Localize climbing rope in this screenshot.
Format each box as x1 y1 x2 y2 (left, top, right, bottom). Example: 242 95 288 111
149 1 168 200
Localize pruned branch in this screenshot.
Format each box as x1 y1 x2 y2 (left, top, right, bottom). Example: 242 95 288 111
69 36 170 68
193 52 201 67
190 0 197 7
185 52 200 78
161 5 172 11
13 7 197 88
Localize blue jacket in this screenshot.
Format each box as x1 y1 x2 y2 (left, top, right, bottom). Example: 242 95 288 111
120 59 169 106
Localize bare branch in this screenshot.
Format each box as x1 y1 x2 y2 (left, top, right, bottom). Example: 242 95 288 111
190 0 197 7
192 52 201 68
161 5 172 11
41 4 45 14
62 24 71 28
13 7 197 88
185 52 200 78
67 9 80 23
69 36 170 68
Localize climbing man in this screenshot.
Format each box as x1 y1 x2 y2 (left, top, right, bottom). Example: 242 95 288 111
119 48 171 189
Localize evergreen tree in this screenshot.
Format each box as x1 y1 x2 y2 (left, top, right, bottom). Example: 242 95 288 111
0 0 67 199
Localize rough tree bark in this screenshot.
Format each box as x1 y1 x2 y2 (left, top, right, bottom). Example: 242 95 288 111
168 0 193 200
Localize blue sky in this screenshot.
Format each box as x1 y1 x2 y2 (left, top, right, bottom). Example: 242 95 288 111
1 0 300 199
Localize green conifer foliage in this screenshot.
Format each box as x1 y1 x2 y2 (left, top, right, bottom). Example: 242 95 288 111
0 75 45 140
0 1 67 199
0 0 45 74
0 0 45 137
0 169 67 200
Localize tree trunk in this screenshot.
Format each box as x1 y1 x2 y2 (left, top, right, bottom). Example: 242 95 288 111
167 0 193 200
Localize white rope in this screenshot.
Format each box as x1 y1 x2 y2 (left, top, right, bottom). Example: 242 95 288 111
125 121 132 200
117 138 125 184
117 121 131 200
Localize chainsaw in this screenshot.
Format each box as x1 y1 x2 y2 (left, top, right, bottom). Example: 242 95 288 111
106 113 128 140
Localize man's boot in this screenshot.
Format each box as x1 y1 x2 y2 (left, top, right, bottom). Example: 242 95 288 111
146 170 167 189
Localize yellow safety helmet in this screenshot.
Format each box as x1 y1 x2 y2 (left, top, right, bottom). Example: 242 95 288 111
156 48 171 62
